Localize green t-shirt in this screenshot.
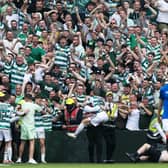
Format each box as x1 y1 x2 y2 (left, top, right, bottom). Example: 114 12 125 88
39 81 59 98
31 47 46 62
15 95 24 104
17 33 28 45
129 34 148 49
25 55 35 65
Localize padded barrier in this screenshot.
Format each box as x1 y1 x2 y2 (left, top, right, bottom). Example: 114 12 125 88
35 129 147 162
0 129 147 162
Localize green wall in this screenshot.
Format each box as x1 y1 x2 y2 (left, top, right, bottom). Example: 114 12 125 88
0 129 147 162
34 129 146 162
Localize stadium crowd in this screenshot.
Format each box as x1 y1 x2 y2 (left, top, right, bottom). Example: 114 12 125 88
0 0 168 164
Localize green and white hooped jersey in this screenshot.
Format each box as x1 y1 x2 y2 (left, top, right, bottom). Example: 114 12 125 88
42 114 53 131
91 96 105 107
54 43 70 71
35 111 43 129
76 94 87 105
0 103 13 129
146 44 161 62
10 62 28 88
3 60 13 76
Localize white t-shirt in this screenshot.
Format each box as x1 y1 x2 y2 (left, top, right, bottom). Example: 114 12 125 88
6 14 18 28
3 38 23 54
156 0 168 24
109 12 121 27
126 109 140 131
34 67 45 82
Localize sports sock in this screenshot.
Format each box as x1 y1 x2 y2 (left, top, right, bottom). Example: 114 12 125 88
41 153 45 162
4 150 8 161
74 123 85 136
7 146 12 161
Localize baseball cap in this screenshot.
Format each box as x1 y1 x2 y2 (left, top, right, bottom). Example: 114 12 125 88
0 92 5 97
65 98 75 105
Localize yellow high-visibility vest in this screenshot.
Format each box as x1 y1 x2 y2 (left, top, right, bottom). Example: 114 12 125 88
107 103 118 120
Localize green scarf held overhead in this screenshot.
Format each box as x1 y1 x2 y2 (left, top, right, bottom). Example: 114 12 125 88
130 34 137 50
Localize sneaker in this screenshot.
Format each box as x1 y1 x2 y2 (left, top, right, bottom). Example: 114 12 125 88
3 160 9 164
66 132 77 139
8 160 14 164
125 152 138 162
16 158 22 163
41 160 47 164
28 158 37 164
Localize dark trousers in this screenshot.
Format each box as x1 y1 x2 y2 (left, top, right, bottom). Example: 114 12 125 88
86 125 103 163
103 126 116 161
11 122 21 161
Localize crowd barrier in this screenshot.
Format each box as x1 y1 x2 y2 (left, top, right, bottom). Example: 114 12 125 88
33 129 147 162
0 129 147 162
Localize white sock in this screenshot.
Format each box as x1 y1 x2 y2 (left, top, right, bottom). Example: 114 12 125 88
4 150 8 161
7 147 12 161
74 123 85 136
41 153 45 161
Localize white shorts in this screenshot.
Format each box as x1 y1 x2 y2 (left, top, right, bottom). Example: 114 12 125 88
90 111 108 127
162 119 168 132
35 129 45 139
0 129 12 142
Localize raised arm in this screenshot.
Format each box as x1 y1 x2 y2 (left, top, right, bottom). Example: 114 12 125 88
71 70 86 83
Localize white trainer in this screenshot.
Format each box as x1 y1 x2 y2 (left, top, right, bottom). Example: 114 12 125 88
66 132 77 139
41 160 47 164
16 158 22 163
28 158 37 164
